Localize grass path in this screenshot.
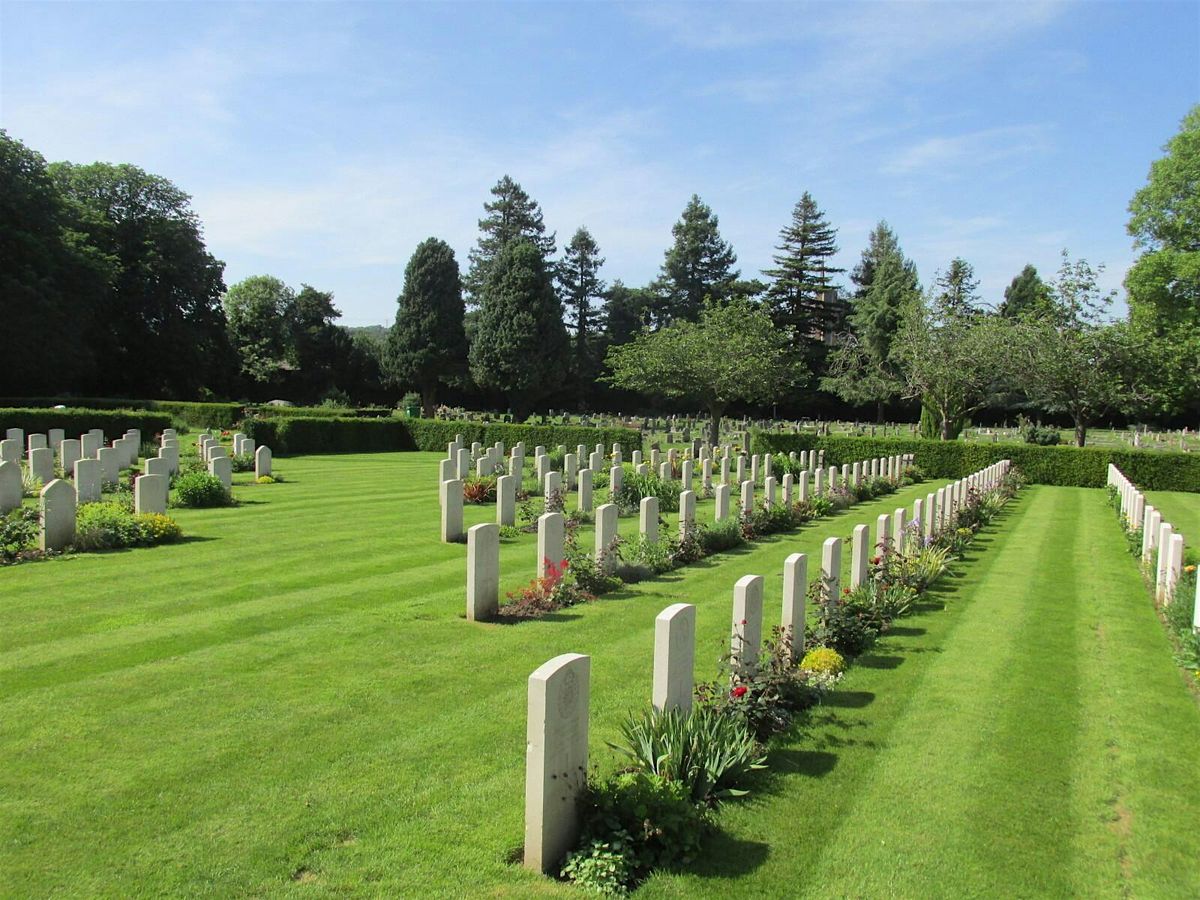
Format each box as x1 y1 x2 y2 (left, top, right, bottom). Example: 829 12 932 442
643 485 1200 898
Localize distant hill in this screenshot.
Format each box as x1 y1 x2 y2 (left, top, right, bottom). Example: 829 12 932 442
345 325 388 347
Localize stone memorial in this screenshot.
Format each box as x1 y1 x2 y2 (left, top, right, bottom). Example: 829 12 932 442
28 447 53 484
74 458 100 503
134 473 168 515
740 479 754 515
782 552 806 659
850 524 870 589
441 478 464 542
679 489 695 536
714 483 730 521
0 439 18 464
640 496 659 543
144 457 170 477
0 460 20 513
60 438 81 474
467 523 500 621
27 433 48 451
40 478 76 551
595 503 618 570
537 512 565 578
577 468 592 513
731 574 764 673
653 603 696 713
209 456 233 491
524 653 590 875
821 536 841 602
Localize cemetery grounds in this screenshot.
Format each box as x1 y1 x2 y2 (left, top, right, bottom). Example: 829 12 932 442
1 444 1199 897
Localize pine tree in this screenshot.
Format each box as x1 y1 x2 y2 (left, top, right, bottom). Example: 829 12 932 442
764 192 844 349
469 240 568 420
934 257 981 317
850 221 916 299
386 238 468 416
999 264 1054 320
654 195 739 324
465 175 556 304
557 227 606 404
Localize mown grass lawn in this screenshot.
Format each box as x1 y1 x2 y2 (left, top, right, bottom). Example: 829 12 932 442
1143 489 1200 565
1 454 1196 897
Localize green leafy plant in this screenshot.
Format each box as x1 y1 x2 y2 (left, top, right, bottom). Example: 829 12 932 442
560 832 634 896
0 507 40 564
614 471 680 515
608 705 766 806
172 472 231 508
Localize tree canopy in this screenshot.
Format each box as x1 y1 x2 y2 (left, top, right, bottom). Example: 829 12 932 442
654 195 739 325
764 192 844 351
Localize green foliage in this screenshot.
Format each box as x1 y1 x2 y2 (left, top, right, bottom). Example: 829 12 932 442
47 159 230 399
799 646 846 675
764 191 843 352
577 771 706 878
468 240 568 419
224 275 295 386
560 834 633 896
605 298 802 445
0 398 243 428
74 503 182 550
654 194 739 323
999 264 1055 321
385 238 467 416
609 705 766 806
0 407 174 438
464 175 556 302
1018 416 1062 445
698 516 745 554
751 431 1200 492
0 507 40 564
613 471 680 514
806 578 879 657
558 227 606 395
172 472 231 508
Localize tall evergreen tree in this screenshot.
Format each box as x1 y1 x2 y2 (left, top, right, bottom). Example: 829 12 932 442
469 240 568 420
824 228 921 421
465 175 556 303
386 238 468 416
998 264 1054 320
764 192 844 349
557 227 606 405
602 281 655 346
933 257 982 317
654 195 739 325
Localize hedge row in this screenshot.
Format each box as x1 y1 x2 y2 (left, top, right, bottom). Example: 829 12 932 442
245 405 394 420
752 432 1200 492
0 397 243 428
242 416 643 456
0 407 174 438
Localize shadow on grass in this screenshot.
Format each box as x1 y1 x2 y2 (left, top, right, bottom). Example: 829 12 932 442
687 831 771 879
821 689 876 709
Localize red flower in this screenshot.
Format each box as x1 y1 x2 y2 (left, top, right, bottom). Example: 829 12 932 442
870 556 881 565
731 685 748 699
740 618 747 625
843 587 851 595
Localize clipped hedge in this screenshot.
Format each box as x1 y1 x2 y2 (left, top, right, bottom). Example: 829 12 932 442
246 405 393 419
0 407 173 437
0 397 243 428
752 431 1200 492
243 416 643 457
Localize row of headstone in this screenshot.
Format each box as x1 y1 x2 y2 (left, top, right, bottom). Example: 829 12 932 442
1109 464 1194 622
522 456 1018 875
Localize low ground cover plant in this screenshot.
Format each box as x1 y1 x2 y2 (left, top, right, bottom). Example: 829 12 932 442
74 503 183 551
172 472 232 508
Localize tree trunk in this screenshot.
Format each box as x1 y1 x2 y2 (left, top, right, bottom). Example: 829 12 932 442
941 413 952 441
420 380 437 419
876 400 885 424
1075 420 1087 447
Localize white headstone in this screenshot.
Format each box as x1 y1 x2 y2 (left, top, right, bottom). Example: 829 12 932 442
59 438 81 474
653 603 696 713
134 473 168 515
595 503 618 571
524 653 590 875
27 433 47 452
731 574 764 673
28 447 53 484
497 474 517 526
0 439 18 464
74 458 100 503
0 460 20 513
821 536 841 602
209 456 232 491
39 478 76 551
679 489 695 536
640 496 659 543
467 523 500 621
441 478 464 542
850 524 870 589
715 483 730 521
782 552 806 660
577 468 593 513
538 512 565 578
144 456 170 478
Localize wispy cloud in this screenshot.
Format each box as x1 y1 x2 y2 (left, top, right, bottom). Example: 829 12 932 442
881 125 1053 176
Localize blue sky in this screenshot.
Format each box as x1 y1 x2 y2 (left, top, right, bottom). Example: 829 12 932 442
2 1 1197 325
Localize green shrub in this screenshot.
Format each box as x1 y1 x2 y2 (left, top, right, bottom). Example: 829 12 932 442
752 431 1200 491
799 646 846 675
74 503 182 551
172 472 231 508
0 507 40 563
560 833 634 896
577 772 706 877
698 516 745 554
613 471 680 515
135 513 182 544
609 705 766 806
0 407 173 438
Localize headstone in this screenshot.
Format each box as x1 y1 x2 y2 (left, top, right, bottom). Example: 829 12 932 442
679 489 695 536
720 455 730 485
782 472 793 506
440 457 456 483
821 536 841 602
457 447 471 480
782 552 806 660
714 483 730 521
536 455 551 494
80 433 99 460
640 496 659 543
5 427 23 444
0 439 18 464
653 603 696 713
59 438 81 474
876 513 891 555
467 523 501 621
160 446 180 476
798 470 809 502
0 460 20 513
702 458 713 491
564 453 578 491
524 653 590 875
850 524 870 589
497 473 517 526
893 507 907 552
441 478 464 542
27 433 48 452
658 461 671 481
740 479 754 515
595 503 618 570
134 473 168 515
577 468 593 513
538 512 565 578
209 456 232 491
763 475 776 509
731 574 764 673
681 459 693 492
1165 533 1184 604
144 457 170 477
39 478 76 551
28 447 53 484
74 458 100 503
